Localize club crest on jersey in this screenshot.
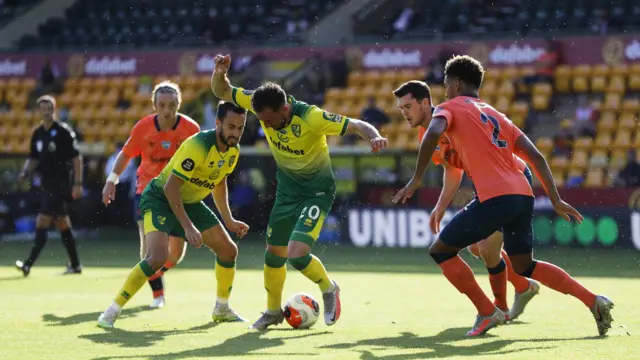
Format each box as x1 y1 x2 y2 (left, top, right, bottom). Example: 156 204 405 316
209 170 220 180
291 124 301 137
229 156 236 167
277 131 289 143
161 141 171 149
242 89 254 96
322 111 343 123
217 160 225 168
50 129 57 136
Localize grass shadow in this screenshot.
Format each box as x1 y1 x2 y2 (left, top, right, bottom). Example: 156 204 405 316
91 330 332 360
80 322 221 348
320 327 603 359
42 305 150 327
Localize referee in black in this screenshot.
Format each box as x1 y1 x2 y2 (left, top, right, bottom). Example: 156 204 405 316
15 95 83 276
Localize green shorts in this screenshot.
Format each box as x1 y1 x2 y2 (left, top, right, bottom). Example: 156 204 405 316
266 191 335 247
139 185 220 238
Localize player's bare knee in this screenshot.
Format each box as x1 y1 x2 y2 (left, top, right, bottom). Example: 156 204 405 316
217 240 238 263
478 240 501 268
266 244 288 258
287 241 310 259
467 243 481 259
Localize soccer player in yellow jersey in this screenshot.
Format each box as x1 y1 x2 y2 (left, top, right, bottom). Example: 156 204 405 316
211 54 389 330
97 102 250 328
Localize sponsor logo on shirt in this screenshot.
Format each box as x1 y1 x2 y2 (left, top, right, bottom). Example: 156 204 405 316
189 177 216 189
181 158 195 171
269 137 306 155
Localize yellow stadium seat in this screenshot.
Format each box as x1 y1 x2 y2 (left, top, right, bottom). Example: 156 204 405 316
552 170 566 187
508 101 529 129
484 68 500 82
364 70 382 87
501 67 519 81
182 75 198 89
481 80 497 98
124 76 138 89
621 98 640 112
572 64 591 93
629 74 640 91
348 71 365 88
570 150 589 169
182 88 197 103
597 111 617 132
64 78 80 93
607 75 626 95
519 66 535 77
605 167 618 186
343 87 359 103
397 69 417 83
611 63 629 77
594 132 612 150
592 64 610 77
554 65 572 92
602 93 621 111
532 81 553 96
590 75 607 93
104 89 119 106
584 168 604 188
589 150 608 168
7 77 21 91
93 77 108 92
532 93 550 111
431 85 445 104
550 156 569 171
108 76 125 90
497 80 515 100
573 136 594 151
122 87 136 102
381 70 397 85
21 78 36 92
535 136 553 153
79 77 95 92
618 112 637 131
324 88 343 103
610 150 627 169
634 131 640 147
495 96 511 114
612 130 632 150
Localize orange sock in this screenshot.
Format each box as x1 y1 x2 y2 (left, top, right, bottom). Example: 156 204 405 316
531 261 596 308
502 250 530 293
488 263 508 311
440 255 495 316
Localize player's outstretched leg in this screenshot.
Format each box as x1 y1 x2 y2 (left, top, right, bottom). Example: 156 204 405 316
474 233 510 317
200 225 245 323
147 237 185 308
251 248 287 330
501 249 539 321
288 241 341 326
431 239 505 336
510 254 614 336
97 230 169 329
16 214 53 277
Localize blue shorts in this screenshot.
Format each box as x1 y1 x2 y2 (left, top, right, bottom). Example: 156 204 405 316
439 194 535 255
134 194 142 222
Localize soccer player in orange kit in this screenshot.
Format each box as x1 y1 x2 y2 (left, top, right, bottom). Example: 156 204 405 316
102 81 199 309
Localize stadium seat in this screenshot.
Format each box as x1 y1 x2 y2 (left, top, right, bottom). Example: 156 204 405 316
347 71 364 88
532 93 550 111
594 132 612 150
570 150 589 169
554 65 572 92
573 136 593 151
552 170 565 187
602 93 621 111
550 156 569 171
501 67 519 81
618 112 637 131
572 65 591 93
481 80 497 98
621 98 640 112
597 111 617 133
628 73 640 91
508 101 529 129
484 68 500 83
589 150 608 168
611 63 629 77
610 150 628 169
584 168 604 188
497 80 515 100
535 136 553 156
495 96 511 114
613 130 632 150
430 85 445 105
607 75 626 94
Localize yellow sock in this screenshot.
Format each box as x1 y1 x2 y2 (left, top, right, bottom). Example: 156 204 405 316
293 255 333 292
264 264 286 312
215 258 236 300
114 260 154 307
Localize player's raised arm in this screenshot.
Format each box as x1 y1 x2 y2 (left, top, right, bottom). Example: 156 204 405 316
212 176 249 238
514 133 583 223
345 118 388 152
211 54 234 103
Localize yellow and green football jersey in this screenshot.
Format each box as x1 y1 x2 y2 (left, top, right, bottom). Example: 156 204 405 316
148 129 240 203
231 87 349 196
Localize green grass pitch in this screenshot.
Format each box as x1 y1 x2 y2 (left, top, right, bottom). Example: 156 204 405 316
1 230 639 360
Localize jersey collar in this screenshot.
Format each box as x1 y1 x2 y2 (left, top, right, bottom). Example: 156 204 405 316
459 92 480 99
153 114 181 131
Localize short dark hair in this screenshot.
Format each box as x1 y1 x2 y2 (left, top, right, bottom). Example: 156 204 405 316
393 80 432 102
36 95 56 107
217 101 246 120
444 55 484 89
251 82 287 112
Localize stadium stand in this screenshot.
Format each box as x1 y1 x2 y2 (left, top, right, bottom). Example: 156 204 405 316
355 0 638 40
14 0 345 50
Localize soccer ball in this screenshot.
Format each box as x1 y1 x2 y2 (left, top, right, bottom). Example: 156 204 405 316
283 293 320 329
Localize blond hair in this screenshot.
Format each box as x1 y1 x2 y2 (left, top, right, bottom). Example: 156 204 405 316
36 95 57 108
151 80 182 105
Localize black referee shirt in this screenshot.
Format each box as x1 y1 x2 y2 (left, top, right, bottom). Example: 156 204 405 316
29 121 80 190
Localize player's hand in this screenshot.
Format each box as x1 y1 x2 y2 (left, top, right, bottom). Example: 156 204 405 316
102 181 116 206
429 205 445 234
72 184 83 200
553 199 584 224
392 177 422 204
185 224 203 248
213 54 231 74
227 219 250 239
370 137 388 153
